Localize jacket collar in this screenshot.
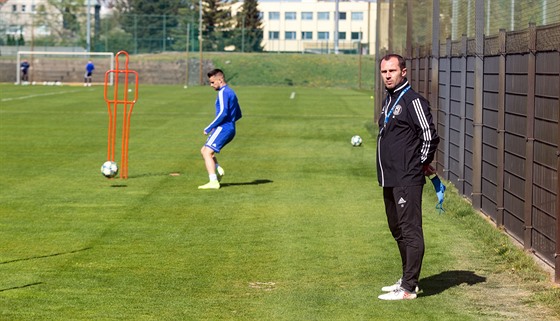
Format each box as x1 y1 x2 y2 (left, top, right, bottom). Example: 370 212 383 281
387 78 409 95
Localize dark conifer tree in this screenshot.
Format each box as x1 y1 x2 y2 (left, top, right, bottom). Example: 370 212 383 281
233 0 263 52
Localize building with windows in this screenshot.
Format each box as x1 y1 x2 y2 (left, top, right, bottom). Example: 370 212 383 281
242 0 386 54
0 0 38 37
0 0 107 41
2 0 389 55
1 0 35 14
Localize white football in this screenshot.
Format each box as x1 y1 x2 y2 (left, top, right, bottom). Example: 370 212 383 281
101 161 118 178
351 135 363 147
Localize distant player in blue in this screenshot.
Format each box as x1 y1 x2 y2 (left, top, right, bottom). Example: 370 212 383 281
84 60 94 86
198 69 242 190
20 60 30 82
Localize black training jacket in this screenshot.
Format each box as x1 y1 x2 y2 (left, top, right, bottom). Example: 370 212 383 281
376 79 440 187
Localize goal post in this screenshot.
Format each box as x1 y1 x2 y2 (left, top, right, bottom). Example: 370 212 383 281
16 51 114 85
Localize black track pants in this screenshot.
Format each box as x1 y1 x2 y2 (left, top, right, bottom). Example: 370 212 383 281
383 185 424 292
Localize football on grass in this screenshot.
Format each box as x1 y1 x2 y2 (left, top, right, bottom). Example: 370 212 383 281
101 161 118 178
351 135 362 147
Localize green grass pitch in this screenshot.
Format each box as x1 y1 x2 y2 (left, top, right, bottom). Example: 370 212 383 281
0 84 558 320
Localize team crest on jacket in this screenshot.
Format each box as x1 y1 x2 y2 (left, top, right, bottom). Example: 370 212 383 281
393 105 403 116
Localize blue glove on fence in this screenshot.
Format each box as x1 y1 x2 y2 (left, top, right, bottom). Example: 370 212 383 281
430 175 446 214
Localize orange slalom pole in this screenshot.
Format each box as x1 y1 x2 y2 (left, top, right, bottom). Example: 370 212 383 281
103 50 139 179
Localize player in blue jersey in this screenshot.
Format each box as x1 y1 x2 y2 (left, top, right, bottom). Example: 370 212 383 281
20 60 30 82
84 60 95 86
198 69 242 190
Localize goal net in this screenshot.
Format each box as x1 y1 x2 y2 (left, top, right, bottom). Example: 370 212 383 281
16 51 114 86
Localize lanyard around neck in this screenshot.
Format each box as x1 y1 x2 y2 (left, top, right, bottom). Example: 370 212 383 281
384 85 410 125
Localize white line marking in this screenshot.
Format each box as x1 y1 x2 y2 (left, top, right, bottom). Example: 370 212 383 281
290 92 296 99
1 90 79 102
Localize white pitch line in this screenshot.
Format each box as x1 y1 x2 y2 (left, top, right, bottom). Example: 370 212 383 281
1 90 79 102
290 91 296 99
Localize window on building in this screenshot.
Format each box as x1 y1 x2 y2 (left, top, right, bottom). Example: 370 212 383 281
338 32 346 40
7 25 22 35
36 25 50 36
318 32 329 40
338 12 346 20
269 12 280 20
31 4 36 12
351 32 363 41
285 31 296 40
351 12 364 21
301 12 313 20
318 12 329 20
301 31 313 40
12 4 17 12
285 12 296 20
269 31 279 40
21 4 26 12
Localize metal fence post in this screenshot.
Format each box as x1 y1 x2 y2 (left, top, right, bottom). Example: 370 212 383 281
162 14 166 52
431 0 441 171
459 35 467 195
472 0 485 210
443 38 452 181
496 29 506 227
524 23 537 250
406 0 413 59
556 47 560 283
413 46 420 90
423 55 430 104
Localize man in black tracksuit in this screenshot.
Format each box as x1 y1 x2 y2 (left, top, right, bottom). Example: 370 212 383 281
376 54 439 300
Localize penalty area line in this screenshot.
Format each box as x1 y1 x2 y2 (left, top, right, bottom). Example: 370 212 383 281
1 90 80 102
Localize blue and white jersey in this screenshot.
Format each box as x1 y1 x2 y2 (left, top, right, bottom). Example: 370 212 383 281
20 61 30 71
204 85 242 134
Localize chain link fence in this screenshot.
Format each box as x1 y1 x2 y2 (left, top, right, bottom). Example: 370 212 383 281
379 0 560 54
2 1 559 55
0 10 263 55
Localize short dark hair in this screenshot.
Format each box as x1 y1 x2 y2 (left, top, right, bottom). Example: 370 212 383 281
207 69 224 78
379 54 406 70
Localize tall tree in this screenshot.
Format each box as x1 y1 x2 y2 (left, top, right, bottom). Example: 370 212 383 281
170 2 199 52
35 0 84 45
201 0 234 51
233 0 263 52
114 0 188 53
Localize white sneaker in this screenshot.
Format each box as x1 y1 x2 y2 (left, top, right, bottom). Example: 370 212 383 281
378 287 417 300
216 166 225 182
381 278 420 293
198 180 220 190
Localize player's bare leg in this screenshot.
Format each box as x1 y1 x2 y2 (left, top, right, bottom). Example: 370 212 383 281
199 146 220 189
213 156 224 181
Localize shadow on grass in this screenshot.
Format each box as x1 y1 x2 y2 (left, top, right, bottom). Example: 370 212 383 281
0 282 43 292
0 247 92 265
221 179 273 187
127 172 174 179
0 248 92 292
107 172 172 187
419 270 487 297
105 171 183 184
